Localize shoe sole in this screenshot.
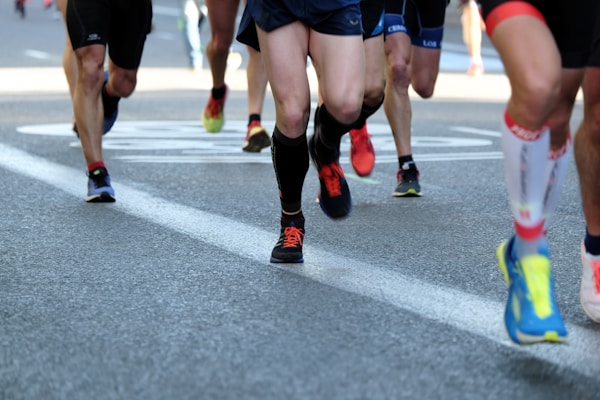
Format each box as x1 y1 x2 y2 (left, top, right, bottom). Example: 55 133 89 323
86 192 116 203
392 189 422 197
516 330 565 344
242 132 271 153
579 298 600 323
270 256 304 263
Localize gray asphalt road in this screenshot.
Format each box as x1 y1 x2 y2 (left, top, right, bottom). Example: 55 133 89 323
1 2 599 400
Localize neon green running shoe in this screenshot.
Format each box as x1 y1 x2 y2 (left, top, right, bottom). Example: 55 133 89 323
202 85 227 133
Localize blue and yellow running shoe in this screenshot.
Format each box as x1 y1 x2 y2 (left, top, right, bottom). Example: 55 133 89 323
496 237 567 344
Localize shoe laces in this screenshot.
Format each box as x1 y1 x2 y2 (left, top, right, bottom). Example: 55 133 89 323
319 162 344 196
350 124 370 147
282 226 303 248
352 133 372 153
89 168 109 188
398 167 419 183
520 256 553 318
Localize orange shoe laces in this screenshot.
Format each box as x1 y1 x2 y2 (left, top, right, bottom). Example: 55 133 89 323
351 125 370 148
282 226 304 248
319 163 344 197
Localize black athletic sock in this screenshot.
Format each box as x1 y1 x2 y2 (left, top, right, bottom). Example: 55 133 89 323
585 229 600 256
352 97 384 129
314 104 354 162
211 85 227 100
248 113 261 126
272 126 309 214
398 155 415 170
282 211 304 222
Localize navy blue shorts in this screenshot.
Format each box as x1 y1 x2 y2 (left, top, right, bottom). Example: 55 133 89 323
384 0 449 49
237 0 362 51
66 0 152 70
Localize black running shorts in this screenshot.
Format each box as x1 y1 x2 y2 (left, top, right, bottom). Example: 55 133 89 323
66 0 153 70
478 0 597 68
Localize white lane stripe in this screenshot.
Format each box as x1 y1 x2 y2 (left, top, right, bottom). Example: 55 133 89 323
451 126 502 137
113 152 504 164
24 49 50 60
2 142 600 377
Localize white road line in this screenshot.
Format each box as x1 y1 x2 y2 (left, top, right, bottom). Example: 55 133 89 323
451 126 502 137
1 141 599 377
24 49 50 60
112 152 504 164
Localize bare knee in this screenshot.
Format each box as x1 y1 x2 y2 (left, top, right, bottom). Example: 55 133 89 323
75 46 105 92
511 76 561 128
412 81 435 99
207 33 232 57
325 97 362 125
110 72 137 98
387 61 411 92
78 62 105 94
588 115 600 146
278 103 310 137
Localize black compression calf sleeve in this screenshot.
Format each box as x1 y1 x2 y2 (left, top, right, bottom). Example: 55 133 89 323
271 127 309 213
316 104 355 149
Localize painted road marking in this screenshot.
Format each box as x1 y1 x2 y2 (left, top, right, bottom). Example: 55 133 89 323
0 141 599 378
17 120 501 164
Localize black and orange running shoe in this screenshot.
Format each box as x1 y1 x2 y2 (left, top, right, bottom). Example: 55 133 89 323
308 134 351 219
270 217 305 263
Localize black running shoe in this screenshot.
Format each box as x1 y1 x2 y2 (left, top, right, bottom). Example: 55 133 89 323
86 167 116 203
242 121 271 152
392 165 422 197
101 71 119 135
308 134 351 219
270 217 305 263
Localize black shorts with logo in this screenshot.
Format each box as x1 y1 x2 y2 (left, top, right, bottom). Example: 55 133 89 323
67 0 152 70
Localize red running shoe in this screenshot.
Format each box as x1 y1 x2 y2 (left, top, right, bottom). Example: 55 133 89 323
349 121 375 177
